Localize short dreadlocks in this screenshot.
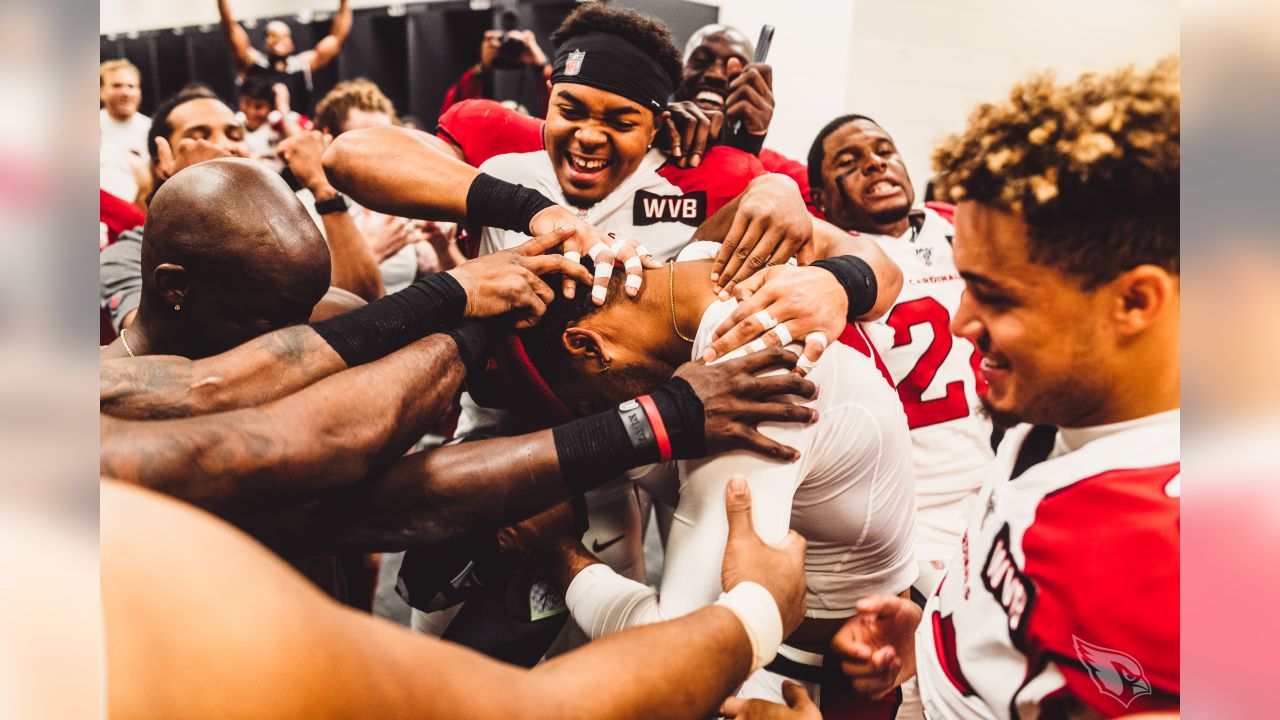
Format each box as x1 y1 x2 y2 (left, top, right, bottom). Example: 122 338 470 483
933 56 1180 288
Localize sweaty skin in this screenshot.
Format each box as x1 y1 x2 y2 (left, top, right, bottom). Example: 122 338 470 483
101 158 331 361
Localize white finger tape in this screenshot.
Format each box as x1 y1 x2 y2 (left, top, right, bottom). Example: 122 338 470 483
587 242 611 262
609 240 629 257
746 338 769 353
626 274 643 290
592 285 608 303
563 250 582 264
636 243 653 258
593 261 615 280
808 331 829 350
752 309 779 331
771 323 793 347
796 355 818 374
624 256 643 271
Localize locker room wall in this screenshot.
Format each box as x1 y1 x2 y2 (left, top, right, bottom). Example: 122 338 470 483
100 1 717 126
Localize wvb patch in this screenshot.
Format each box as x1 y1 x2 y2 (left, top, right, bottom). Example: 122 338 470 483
633 190 706 226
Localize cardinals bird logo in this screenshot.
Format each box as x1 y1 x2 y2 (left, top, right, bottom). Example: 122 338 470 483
1072 635 1153 708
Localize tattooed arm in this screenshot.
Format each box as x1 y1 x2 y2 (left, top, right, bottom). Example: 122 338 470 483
100 334 464 513
100 326 345 420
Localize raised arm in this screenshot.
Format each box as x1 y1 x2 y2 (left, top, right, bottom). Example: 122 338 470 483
694 173 902 319
309 0 352 71
100 231 589 419
216 0 257 70
245 348 820 554
100 325 344 420
104 478 803 720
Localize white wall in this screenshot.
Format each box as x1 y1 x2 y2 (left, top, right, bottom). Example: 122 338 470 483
702 0 1179 190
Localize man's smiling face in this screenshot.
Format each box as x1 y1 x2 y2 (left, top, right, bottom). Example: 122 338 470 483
544 84 661 207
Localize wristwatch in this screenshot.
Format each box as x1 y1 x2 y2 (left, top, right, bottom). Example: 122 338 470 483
315 193 349 215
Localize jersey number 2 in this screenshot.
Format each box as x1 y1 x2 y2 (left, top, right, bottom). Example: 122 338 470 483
887 297 973 429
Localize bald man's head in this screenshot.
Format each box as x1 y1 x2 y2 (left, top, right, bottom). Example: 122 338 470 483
140 158 331 358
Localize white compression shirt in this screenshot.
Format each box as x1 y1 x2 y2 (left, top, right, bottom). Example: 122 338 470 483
565 296 918 636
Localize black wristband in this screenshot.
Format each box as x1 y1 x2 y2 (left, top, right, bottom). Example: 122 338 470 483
727 129 767 156
311 272 467 367
443 320 492 374
646 376 706 460
552 377 707 496
811 254 878 321
465 172 556 234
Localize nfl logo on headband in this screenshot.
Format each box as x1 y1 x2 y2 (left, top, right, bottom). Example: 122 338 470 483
565 49 585 76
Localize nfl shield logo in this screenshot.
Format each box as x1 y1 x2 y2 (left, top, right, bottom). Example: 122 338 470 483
565 50 585 76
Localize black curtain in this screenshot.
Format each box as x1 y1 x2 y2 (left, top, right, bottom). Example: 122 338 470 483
101 0 718 127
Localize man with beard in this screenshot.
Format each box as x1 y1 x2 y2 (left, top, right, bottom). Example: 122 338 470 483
217 0 352 113
787 59 1179 720
807 113 995 603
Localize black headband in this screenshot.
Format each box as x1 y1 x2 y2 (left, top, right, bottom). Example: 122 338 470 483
550 31 672 114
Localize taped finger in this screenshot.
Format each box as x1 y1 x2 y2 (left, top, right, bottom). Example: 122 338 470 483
626 274 643 292
769 322 793 347
563 250 581 265
587 242 611 263
635 243 653 258
624 256 643 271
609 239 628 257
752 309 778 331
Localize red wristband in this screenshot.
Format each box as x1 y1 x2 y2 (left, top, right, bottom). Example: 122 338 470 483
635 394 671 462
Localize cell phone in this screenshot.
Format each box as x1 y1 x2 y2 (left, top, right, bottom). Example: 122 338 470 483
727 25 776 145
753 25 775 64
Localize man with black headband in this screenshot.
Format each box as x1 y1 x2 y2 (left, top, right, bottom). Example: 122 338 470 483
808 114 995 602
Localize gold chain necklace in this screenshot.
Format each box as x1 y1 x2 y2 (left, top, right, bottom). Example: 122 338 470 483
120 327 136 357
668 261 695 343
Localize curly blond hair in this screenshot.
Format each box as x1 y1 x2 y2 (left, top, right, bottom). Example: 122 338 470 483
314 78 398 136
933 56 1179 287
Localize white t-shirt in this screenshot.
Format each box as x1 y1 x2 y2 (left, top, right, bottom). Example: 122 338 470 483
99 109 150 160
564 295 918 632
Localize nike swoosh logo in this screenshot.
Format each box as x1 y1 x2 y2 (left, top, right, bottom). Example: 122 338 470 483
591 534 625 554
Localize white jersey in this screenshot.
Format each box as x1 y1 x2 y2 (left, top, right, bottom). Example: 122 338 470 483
478 147 751 261
916 411 1181 720
869 208 994 574
565 294 917 636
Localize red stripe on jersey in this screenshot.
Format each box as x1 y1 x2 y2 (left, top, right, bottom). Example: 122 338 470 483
758 148 816 216
931 610 977 697
1021 463 1180 716
656 146 765 217
837 323 895 387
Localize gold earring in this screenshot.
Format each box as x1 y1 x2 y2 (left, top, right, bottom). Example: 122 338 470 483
173 303 182 311
601 357 612 372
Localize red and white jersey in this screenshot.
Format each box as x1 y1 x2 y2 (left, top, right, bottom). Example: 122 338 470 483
478 144 763 261
436 99 764 261
869 207 993 506
916 410 1180 719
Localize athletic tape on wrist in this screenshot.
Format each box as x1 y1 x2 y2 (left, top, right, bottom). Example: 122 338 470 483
811 255 878 321
716 581 785 674
465 172 555 234
443 321 491 374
